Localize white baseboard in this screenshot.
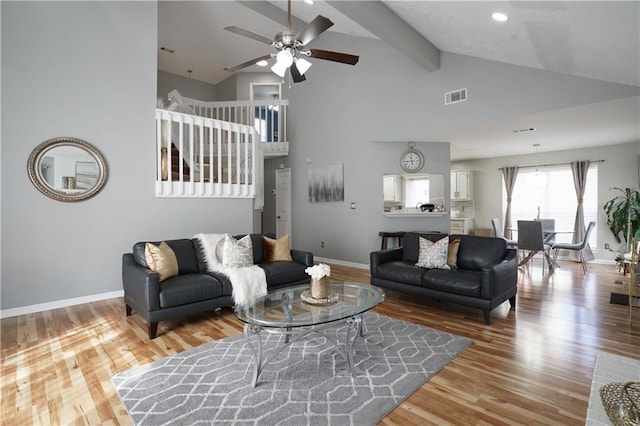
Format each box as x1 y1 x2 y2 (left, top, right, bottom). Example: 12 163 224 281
0 290 124 319
315 256 369 270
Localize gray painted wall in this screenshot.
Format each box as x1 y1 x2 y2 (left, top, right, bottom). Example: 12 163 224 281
1 2 253 311
453 141 640 261
157 70 217 104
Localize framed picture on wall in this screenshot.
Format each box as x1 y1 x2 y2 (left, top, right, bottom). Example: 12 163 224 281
308 164 344 203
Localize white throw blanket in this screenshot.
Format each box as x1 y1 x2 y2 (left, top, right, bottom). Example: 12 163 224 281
194 233 267 306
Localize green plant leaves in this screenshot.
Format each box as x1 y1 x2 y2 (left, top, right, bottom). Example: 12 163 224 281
603 187 640 249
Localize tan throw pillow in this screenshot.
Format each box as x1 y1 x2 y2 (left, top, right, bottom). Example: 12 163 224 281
448 238 460 270
144 242 179 282
263 234 292 262
221 234 254 268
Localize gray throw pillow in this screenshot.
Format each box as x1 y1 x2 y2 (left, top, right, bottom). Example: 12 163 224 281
415 236 451 270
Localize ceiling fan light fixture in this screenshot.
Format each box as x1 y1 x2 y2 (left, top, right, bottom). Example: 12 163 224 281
271 61 288 78
295 57 312 75
256 60 268 67
491 12 509 22
276 49 294 68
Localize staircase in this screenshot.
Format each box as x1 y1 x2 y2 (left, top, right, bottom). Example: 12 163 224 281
155 106 263 207
168 89 289 157
154 90 290 208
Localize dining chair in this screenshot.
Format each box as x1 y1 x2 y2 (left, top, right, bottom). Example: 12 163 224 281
551 221 596 274
491 218 517 248
517 220 552 276
535 219 556 244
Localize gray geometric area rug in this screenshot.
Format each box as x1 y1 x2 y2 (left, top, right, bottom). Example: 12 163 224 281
112 312 472 425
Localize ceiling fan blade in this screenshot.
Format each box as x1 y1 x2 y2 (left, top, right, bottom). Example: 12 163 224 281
295 15 334 46
224 54 272 73
224 26 274 45
290 62 306 83
308 49 359 66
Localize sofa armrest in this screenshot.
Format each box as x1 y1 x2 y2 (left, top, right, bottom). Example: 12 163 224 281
480 248 518 299
122 253 160 312
370 248 403 276
291 249 314 267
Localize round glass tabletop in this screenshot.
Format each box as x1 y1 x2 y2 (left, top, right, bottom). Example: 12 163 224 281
234 282 385 328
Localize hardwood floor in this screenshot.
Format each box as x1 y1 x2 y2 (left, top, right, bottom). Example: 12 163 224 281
2 261 639 425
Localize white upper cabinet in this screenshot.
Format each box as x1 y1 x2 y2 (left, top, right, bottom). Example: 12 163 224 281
451 170 473 201
383 175 402 202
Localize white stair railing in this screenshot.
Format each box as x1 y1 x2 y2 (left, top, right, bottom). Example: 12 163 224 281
155 108 263 208
168 89 288 156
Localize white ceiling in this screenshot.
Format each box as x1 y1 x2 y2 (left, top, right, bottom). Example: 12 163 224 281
158 1 640 161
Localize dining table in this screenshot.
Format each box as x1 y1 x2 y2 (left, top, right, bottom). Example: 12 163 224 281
508 227 574 270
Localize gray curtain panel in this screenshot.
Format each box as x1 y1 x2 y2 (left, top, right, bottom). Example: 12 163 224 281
570 161 594 261
502 166 519 240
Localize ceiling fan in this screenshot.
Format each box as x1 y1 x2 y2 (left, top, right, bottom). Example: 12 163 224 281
224 0 359 83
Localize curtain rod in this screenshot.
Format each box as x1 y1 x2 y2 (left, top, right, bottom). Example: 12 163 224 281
498 159 605 171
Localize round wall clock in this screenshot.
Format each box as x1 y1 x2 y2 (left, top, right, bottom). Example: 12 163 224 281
399 143 425 173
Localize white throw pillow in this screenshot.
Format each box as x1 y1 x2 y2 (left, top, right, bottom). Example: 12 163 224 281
222 234 254 268
416 236 451 270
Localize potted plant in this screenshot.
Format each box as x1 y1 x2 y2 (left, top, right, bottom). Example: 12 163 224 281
603 187 640 263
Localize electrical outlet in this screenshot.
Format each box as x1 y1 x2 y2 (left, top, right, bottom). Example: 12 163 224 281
605 243 610 250
321 241 325 248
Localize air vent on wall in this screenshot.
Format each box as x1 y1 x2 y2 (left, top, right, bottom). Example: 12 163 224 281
513 127 536 134
444 88 467 105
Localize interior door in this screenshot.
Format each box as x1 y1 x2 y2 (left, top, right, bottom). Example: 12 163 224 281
275 168 291 239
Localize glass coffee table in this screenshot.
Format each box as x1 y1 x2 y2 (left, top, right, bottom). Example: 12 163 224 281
235 282 385 387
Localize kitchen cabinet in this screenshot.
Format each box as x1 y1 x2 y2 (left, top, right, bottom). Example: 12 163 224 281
451 170 473 201
451 218 474 235
383 175 402 202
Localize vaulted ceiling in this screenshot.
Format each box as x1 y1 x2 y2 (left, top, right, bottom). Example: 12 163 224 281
158 1 640 160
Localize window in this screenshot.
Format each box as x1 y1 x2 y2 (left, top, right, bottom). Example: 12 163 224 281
403 176 429 208
507 164 598 247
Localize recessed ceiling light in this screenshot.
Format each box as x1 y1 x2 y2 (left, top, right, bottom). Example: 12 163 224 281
304 0 314 4
491 12 509 22
256 60 268 67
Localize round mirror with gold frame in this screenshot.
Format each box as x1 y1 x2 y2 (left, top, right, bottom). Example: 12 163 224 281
27 137 108 202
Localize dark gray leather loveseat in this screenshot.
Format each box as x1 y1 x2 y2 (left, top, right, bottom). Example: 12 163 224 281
370 232 518 324
122 233 313 338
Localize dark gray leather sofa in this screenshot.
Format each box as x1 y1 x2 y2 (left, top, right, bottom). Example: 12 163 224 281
370 232 518 324
122 234 313 338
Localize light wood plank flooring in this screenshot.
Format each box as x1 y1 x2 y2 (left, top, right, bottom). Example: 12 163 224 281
2 261 639 425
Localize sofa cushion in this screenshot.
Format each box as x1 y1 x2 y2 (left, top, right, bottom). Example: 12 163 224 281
260 261 308 287
375 261 424 286
203 271 234 296
416 236 450 269
422 269 481 297
133 239 200 275
158 274 224 308
454 235 507 271
402 232 448 263
144 242 179 282
264 235 293 262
